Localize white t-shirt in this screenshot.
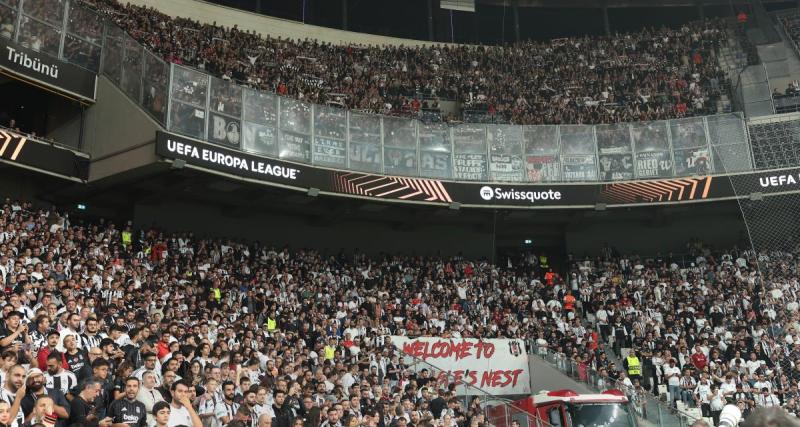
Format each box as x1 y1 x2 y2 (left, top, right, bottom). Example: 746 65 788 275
167 404 193 427
664 366 681 386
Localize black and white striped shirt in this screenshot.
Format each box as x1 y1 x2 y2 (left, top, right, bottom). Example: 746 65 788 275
0 387 23 427
45 370 78 396
80 333 103 350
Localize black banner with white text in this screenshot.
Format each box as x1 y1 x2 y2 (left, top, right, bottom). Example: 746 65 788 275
157 131 800 209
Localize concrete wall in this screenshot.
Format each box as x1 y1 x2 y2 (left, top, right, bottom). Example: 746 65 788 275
133 199 495 258
45 102 83 149
83 77 161 181
124 0 452 47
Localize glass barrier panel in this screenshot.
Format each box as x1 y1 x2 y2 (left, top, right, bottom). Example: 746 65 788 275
670 117 711 176
631 121 673 179
169 101 206 140
706 113 752 173
453 124 488 181
171 65 209 108
105 21 124 40
242 122 278 157
63 33 101 72
383 116 418 176
596 123 633 182
209 76 242 119
142 51 168 125
17 16 60 57
21 0 63 27
279 97 310 134
312 104 347 168
207 78 243 148
67 2 102 45
278 99 311 163
314 104 346 140
348 112 382 173
242 89 279 157
0 4 17 40
488 124 524 182
243 88 277 126
560 125 596 182
278 129 311 163
121 35 143 103
418 122 452 179
101 34 122 86
524 125 560 183
595 123 632 154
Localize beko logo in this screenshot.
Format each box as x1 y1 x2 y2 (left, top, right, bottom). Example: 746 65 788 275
479 186 562 203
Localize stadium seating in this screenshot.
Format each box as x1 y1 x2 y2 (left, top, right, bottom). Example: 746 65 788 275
84 0 732 125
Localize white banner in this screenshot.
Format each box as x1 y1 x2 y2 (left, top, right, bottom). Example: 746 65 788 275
390 336 530 396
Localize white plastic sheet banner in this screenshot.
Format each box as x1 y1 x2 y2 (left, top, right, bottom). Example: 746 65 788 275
390 336 530 395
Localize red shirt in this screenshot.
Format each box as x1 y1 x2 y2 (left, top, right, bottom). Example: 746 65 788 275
156 340 171 360
691 352 708 370
37 347 69 371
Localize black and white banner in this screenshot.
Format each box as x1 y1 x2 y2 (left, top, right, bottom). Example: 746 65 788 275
489 154 525 182
242 122 278 156
562 155 597 181
384 146 418 176
454 154 488 181
526 155 560 183
635 151 673 178
0 37 96 102
420 151 452 178
278 130 311 163
312 137 347 168
599 153 634 181
349 141 382 172
674 147 712 176
208 113 241 148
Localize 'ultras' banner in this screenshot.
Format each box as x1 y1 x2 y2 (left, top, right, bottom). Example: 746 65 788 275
159 131 800 209
390 336 530 396
0 37 97 102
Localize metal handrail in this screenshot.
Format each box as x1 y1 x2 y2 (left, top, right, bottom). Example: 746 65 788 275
528 341 703 427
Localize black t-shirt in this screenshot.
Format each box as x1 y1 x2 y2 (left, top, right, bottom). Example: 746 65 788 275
64 350 90 381
68 395 98 427
107 398 147 427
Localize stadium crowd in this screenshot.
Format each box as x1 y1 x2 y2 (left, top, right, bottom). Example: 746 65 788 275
76 0 730 125
539 242 800 425
2 194 799 427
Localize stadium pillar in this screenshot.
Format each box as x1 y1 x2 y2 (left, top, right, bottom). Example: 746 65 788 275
513 0 521 42
602 6 610 36
427 0 435 41
255 0 261 13
342 0 348 30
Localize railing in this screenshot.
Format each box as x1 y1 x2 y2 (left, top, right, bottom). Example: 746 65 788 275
0 0 104 73
0 0 764 185
529 342 703 427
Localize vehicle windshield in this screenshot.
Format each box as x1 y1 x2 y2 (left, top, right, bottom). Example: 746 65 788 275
567 403 637 427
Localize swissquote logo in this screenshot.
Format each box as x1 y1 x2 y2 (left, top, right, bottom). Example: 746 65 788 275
478 186 562 204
